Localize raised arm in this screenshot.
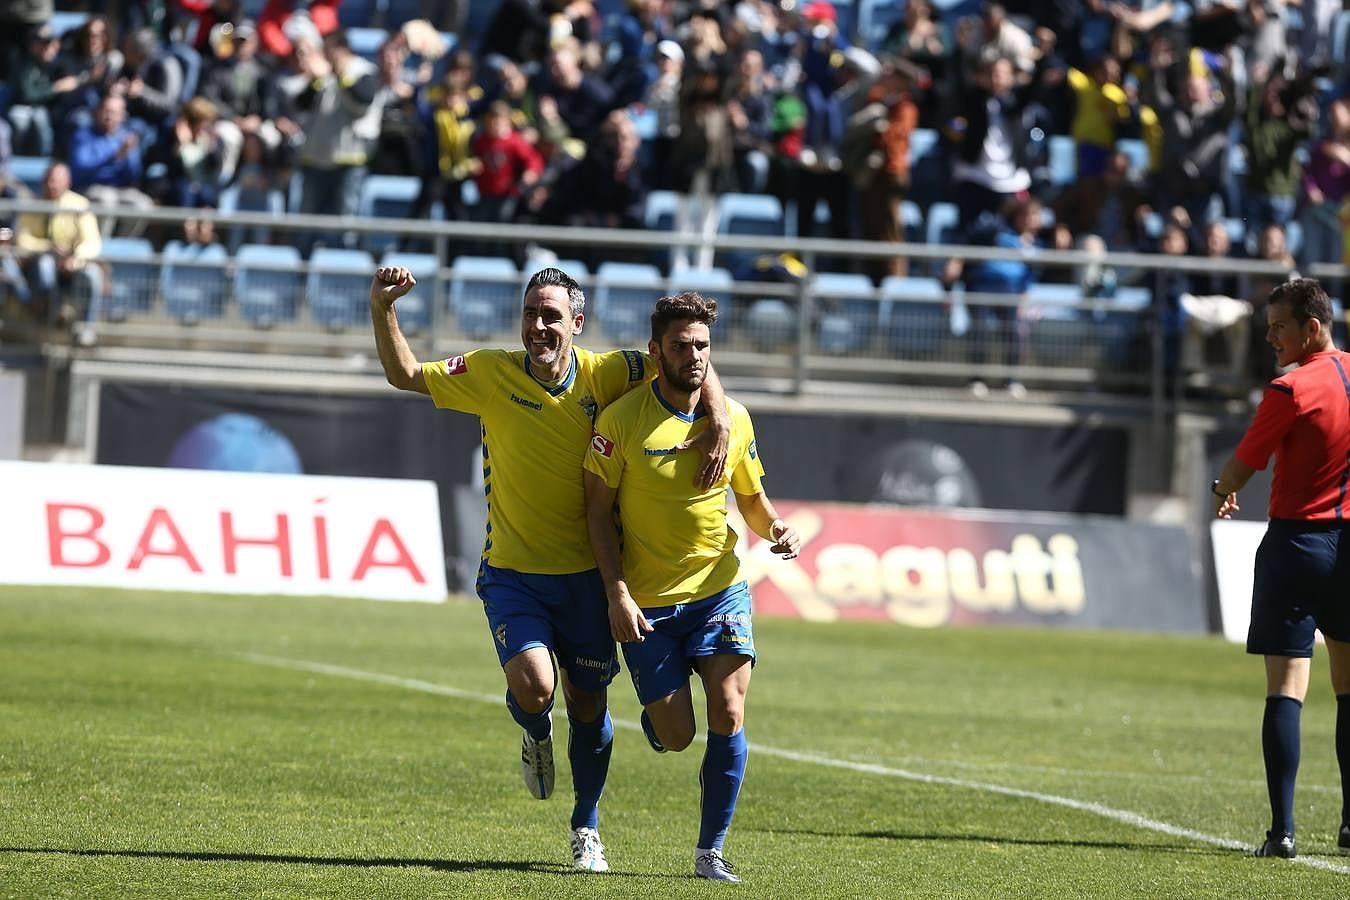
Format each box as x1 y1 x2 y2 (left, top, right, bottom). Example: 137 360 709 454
734 490 801 559
369 265 429 395
583 469 652 643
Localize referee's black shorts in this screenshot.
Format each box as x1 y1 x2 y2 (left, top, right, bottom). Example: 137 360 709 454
1247 519 1350 657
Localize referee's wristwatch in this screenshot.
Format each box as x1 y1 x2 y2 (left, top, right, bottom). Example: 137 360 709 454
1211 480 1228 498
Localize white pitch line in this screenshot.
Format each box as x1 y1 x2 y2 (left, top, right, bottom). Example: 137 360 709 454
237 652 1350 876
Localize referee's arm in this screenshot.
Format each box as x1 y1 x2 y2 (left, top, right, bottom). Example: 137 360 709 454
1212 456 1257 519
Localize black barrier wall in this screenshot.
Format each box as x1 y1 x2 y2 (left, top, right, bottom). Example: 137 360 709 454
98 382 1134 591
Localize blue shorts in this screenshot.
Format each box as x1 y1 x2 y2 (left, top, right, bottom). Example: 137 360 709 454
621 581 756 706
476 562 619 692
1247 520 1350 657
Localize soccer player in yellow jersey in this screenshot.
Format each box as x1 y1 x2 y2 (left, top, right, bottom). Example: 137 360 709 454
370 266 730 872
583 292 801 883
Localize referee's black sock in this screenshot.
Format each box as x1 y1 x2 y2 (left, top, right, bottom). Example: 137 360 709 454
1263 695 1303 837
1337 694 1350 827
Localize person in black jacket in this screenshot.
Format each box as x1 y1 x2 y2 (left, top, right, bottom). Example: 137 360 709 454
945 55 1033 236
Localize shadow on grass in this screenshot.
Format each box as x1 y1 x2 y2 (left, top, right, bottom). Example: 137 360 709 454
0 845 663 876
749 828 1233 856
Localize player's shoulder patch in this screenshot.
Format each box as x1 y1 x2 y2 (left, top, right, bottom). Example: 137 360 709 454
621 349 646 383
590 432 615 458
748 439 758 460
443 354 469 375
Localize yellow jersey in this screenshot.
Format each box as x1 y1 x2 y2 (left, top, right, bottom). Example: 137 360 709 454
584 382 765 607
423 347 654 574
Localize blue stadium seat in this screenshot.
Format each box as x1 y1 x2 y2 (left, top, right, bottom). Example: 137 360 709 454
308 247 376 331
167 43 201 105
1099 286 1151 366
49 11 89 35
99 237 156 321
235 244 302 327
379 251 439 333
1048 135 1077 186
880 275 947 357
450 255 519 340
347 27 390 61
745 298 796 351
643 190 678 232
10 156 49 194
925 202 960 246
160 241 229 324
217 183 287 252
1026 283 1095 367
594 262 664 345
359 174 422 254
1114 138 1150 179
1285 221 1304 260
1335 11 1350 66
908 128 938 166
716 193 785 270
667 266 735 323
813 272 878 354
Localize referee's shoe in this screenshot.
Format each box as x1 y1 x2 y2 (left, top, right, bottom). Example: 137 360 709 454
1254 831 1295 859
1338 824 1350 855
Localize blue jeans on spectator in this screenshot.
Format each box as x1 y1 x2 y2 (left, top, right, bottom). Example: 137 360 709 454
20 253 104 327
1247 193 1296 235
7 104 54 156
1299 203 1343 267
298 164 366 255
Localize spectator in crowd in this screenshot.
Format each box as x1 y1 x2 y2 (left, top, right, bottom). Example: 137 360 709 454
1145 44 1237 228
727 48 773 194
112 27 186 146
1065 55 1134 179
943 196 1045 398
798 1 848 161
411 73 477 229
7 23 62 155
370 35 428 176
561 108 647 257
220 129 283 247
164 95 233 210
13 161 103 345
1052 150 1147 251
1299 98 1350 267
847 61 920 281
608 0 667 108
671 54 735 271
541 40 616 141
947 55 1033 233
479 0 556 64
50 16 122 134
471 100 544 224
881 0 952 125
1195 220 1242 298
966 3 1038 79
178 0 249 54
643 38 684 191
292 30 384 248
67 92 156 234
1244 62 1317 234
199 19 271 148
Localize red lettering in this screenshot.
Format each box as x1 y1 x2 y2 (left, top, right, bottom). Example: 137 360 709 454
221 512 292 577
351 518 426 584
313 512 330 581
46 503 111 568
128 508 203 572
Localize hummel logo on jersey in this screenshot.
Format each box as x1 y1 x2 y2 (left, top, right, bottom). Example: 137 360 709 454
445 355 468 375
591 433 614 458
511 393 543 410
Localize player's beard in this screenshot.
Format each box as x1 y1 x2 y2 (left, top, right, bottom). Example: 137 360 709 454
659 352 705 393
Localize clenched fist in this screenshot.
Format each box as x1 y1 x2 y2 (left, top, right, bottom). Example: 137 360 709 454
371 266 416 308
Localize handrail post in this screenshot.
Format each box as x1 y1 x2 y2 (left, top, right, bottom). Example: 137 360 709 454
795 250 815 396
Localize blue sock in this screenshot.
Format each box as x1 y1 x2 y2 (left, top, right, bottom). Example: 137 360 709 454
1262 695 1302 837
698 729 748 851
505 690 553 742
1337 694 1350 827
568 710 613 830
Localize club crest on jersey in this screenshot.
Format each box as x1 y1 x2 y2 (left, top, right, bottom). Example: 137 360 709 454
748 440 758 460
591 433 615 458
577 394 598 422
445 355 468 375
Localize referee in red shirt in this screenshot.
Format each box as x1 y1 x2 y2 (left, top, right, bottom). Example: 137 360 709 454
1213 278 1350 860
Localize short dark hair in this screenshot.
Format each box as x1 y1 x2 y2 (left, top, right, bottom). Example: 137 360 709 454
651 292 718 343
523 267 585 316
1268 277 1332 328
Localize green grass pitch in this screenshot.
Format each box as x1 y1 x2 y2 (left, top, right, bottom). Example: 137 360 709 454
2 586 1347 898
